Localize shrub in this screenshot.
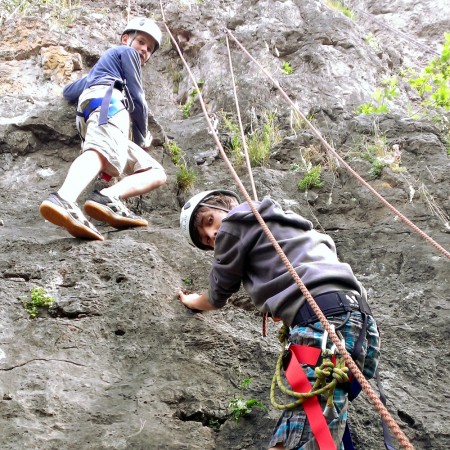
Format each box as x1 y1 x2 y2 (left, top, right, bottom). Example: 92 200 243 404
356 76 399 115
180 80 205 118
281 61 294 75
176 165 197 191
219 110 281 168
164 140 197 191
1 0 81 28
407 33 450 110
23 287 55 318
326 0 355 19
228 378 267 422
369 159 385 178
297 165 324 191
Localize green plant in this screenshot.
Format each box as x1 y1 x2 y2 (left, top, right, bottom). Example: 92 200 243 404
369 159 385 178
297 165 324 191
165 140 183 166
290 162 304 173
326 0 355 19
228 378 267 422
219 112 244 165
349 132 404 177
281 61 294 75
406 33 450 110
182 276 193 286
181 92 196 118
365 33 381 52
219 110 282 168
208 418 221 430
289 109 315 133
176 165 198 191
168 62 183 94
1 0 81 27
23 287 55 318
164 140 198 191
248 111 282 166
180 80 205 118
179 0 203 8
356 76 399 115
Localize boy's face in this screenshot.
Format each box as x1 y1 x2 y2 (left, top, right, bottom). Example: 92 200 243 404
196 208 227 250
122 31 157 65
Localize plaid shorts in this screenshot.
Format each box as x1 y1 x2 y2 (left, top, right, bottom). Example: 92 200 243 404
268 312 380 450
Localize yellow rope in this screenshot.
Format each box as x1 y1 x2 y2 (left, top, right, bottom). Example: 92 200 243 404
270 325 349 411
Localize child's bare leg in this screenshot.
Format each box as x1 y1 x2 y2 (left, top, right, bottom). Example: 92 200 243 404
40 149 106 240
101 167 166 199
83 168 166 229
268 445 285 450
58 149 105 202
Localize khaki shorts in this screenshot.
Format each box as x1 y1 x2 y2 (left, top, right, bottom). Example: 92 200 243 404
76 107 163 178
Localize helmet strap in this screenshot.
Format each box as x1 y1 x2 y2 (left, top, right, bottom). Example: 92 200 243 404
125 31 137 47
198 203 230 213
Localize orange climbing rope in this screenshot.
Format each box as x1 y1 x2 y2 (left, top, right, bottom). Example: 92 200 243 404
158 3 444 449
225 29 450 262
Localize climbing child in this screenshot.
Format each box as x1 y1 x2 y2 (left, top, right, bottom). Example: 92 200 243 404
178 190 381 449
40 17 167 241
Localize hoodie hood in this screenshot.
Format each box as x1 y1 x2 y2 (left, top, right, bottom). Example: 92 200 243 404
224 197 313 231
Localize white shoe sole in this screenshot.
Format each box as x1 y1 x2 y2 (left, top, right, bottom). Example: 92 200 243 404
40 200 104 241
84 201 148 230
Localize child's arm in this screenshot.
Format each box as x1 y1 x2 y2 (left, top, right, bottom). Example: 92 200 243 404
63 77 88 104
178 291 219 311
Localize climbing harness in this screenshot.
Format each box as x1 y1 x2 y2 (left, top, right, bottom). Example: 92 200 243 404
292 291 367 328
76 79 131 127
75 79 132 183
271 324 349 448
79 97 126 124
271 313 394 450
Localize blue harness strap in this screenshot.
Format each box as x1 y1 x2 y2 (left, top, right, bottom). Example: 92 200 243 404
76 80 126 124
98 81 115 125
80 96 125 123
343 423 355 450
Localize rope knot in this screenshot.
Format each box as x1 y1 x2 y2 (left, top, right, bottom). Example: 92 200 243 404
332 366 350 384
314 361 334 380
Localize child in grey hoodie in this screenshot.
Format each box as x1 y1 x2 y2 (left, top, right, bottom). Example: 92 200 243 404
178 190 380 450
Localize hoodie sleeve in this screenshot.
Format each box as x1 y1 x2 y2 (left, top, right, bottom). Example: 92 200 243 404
63 77 88 104
120 47 148 146
208 231 245 308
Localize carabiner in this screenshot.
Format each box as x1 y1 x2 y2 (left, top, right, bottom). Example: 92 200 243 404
321 325 345 354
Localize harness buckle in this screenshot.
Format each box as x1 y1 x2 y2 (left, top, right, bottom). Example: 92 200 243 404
321 325 345 355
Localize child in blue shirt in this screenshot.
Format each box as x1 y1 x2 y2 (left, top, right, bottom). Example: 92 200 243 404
40 17 166 240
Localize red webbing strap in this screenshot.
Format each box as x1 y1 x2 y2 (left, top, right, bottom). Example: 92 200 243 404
286 345 337 450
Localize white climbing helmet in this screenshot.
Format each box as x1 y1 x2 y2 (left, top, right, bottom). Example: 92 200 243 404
122 17 162 53
180 190 240 249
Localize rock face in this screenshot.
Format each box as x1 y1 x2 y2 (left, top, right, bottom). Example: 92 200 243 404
1 1 449 449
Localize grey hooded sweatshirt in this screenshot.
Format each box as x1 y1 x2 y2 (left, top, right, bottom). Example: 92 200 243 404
208 197 363 326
